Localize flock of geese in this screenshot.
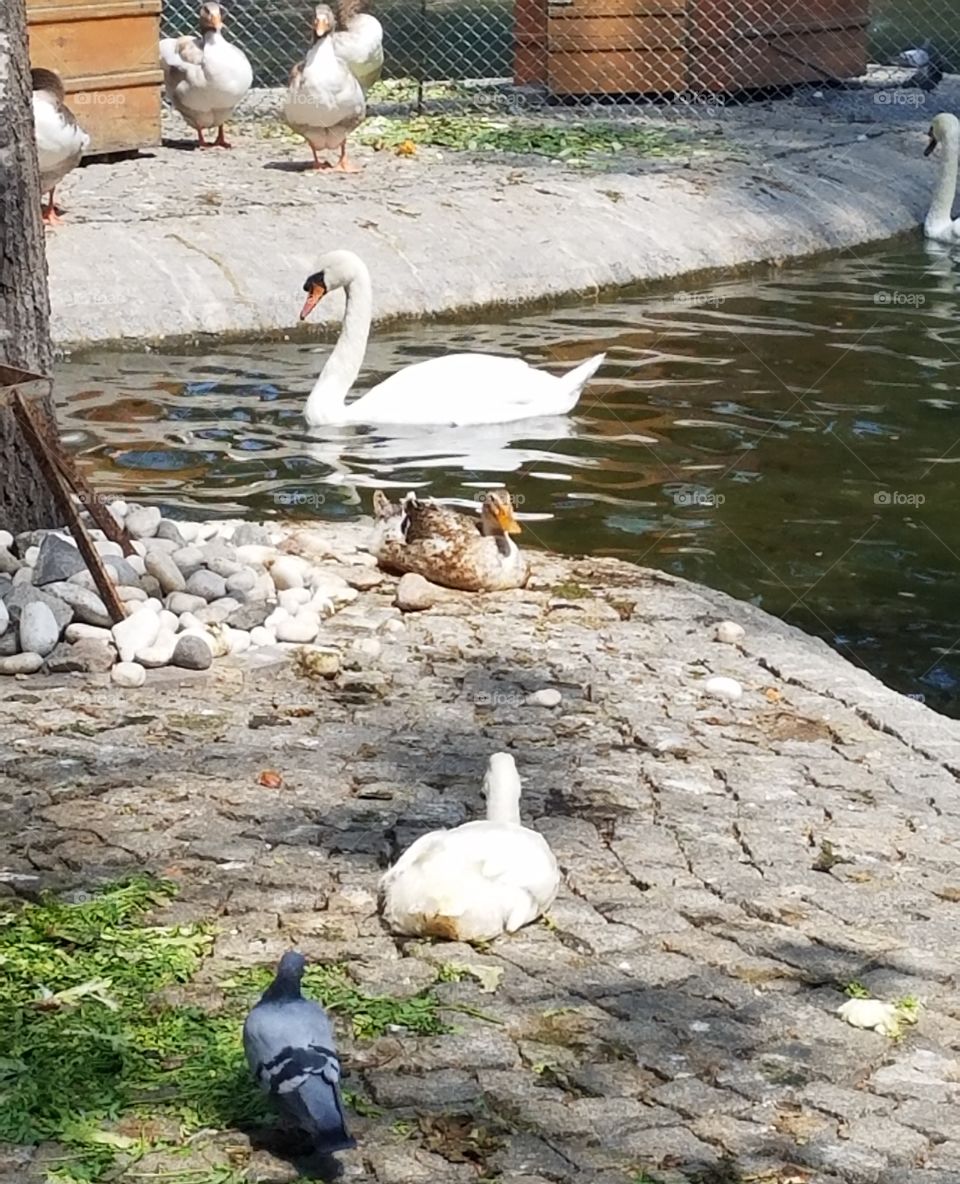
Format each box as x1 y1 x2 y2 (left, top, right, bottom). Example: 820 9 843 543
30 0 383 221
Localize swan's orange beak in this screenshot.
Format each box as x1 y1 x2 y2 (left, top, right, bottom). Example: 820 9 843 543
925 129 938 157
299 281 326 320
314 13 332 36
494 501 522 534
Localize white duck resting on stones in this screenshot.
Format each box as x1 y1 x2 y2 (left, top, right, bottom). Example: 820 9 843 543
379 753 560 942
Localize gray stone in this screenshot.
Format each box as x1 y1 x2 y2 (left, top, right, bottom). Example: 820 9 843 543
193 602 234 625
0 548 22 575
0 632 18 657
13 531 44 554
145 551 186 594
231 522 271 547
18 602 60 657
116 585 148 603
396 572 450 612
226 568 256 595
125 505 162 539
170 546 204 578
33 534 85 585
185 569 227 602
103 556 142 586
227 601 272 630
206 554 243 579
45 639 116 674
140 575 163 600
171 635 213 671
0 652 43 675
155 519 187 546
2 585 73 632
44 582 112 628
166 591 208 616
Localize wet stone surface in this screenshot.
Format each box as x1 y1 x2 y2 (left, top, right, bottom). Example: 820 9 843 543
1 518 959 1182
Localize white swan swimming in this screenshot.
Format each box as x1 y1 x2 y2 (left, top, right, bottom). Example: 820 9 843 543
298 250 606 427
924 113 960 243
379 752 560 942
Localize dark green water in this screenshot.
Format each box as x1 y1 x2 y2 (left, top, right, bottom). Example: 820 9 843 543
58 241 960 715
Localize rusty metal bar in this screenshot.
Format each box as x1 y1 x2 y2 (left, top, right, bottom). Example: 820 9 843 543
11 390 127 625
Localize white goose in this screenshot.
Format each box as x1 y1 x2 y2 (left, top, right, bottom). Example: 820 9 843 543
31 68 90 226
924 112 960 242
298 250 606 426
284 5 366 172
160 1 253 149
379 753 560 942
333 0 383 92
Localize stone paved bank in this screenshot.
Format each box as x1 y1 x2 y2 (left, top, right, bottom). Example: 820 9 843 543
2 519 960 1184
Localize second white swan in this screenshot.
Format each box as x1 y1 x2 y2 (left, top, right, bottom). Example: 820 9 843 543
924 112 960 243
298 250 606 426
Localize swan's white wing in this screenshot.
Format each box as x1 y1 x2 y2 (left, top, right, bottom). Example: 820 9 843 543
347 354 573 426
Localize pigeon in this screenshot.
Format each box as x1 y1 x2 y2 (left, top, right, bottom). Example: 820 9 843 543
243 950 356 1155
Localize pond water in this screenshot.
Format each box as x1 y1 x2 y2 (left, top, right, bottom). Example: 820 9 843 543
59 239 960 715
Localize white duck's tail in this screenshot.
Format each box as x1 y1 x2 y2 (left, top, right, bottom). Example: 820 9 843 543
556 352 605 412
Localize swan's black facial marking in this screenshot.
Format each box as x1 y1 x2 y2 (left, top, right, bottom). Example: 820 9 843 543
299 272 327 320
926 129 938 157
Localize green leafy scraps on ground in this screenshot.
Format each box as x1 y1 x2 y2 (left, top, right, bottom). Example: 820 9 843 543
0 877 449 1183
359 114 681 162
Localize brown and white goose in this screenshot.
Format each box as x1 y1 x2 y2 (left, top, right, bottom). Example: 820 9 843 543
31 68 89 226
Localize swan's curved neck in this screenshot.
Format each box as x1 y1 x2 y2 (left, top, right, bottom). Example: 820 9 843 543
928 131 960 234
305 264 372 425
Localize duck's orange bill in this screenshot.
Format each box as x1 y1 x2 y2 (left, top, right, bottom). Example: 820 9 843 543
299 283 326 320
496 503 522 534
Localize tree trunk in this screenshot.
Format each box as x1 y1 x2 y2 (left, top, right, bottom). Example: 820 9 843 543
0 0 60 535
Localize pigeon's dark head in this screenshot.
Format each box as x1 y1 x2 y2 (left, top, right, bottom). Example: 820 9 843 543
277 950 307 981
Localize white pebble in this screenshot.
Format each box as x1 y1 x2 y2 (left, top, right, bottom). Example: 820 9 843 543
65 623 112 643
136 630 178 668
0 530 12 549
250 626 276 647
715 621 745 645
270 555 310 591
837 998 900 1036
264 606 289 629
276 614 320 643
278 587 311 612
225 627 252 655
111 661 146 688
236 544 276 567
703 676 743 702
112 609 160 663
158 609 179 634
526 688 562 708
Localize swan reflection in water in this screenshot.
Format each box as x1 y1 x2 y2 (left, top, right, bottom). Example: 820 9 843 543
269 415 588 507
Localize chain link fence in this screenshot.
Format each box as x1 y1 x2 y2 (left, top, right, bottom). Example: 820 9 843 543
160 0 959 120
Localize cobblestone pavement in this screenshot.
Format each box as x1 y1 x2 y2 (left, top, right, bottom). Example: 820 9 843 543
2 521 960 1183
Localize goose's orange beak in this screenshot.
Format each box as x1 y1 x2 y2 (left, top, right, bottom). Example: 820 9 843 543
299 281 326 320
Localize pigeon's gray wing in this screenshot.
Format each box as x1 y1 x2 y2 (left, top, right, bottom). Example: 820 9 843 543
243 998 355 1153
